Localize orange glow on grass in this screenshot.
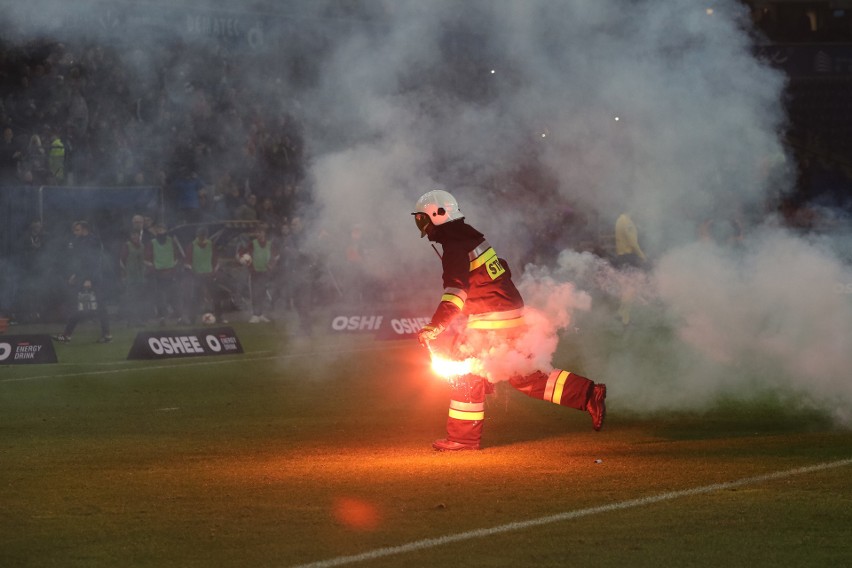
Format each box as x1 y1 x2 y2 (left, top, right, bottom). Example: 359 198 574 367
332 497 381 531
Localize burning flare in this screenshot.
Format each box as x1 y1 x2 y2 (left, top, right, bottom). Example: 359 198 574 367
425 343 477 379
430 353 474 378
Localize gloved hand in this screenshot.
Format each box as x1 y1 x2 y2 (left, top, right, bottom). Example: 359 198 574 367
417 323 444 347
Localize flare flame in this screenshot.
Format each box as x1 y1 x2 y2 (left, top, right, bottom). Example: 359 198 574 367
430 353 474 378
424 341 478 379
426 343 476 380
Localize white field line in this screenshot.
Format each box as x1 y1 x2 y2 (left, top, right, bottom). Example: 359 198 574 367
0 343 408 384
289 458 852 568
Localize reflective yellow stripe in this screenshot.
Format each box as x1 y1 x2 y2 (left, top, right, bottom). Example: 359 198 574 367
544 370 559 402
448 400 485 421
441 287 467 310
467 317 525 329
467 310 525 329
450 400 485 411
468 241 491 261
552 371 569 404
468 309 524 323
545 370 570 404
470 247 497 271
448 409 485 421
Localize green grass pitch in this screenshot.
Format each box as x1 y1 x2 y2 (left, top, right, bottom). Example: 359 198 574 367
1 320 850 568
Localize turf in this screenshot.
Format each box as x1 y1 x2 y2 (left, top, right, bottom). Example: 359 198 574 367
0 321 850 568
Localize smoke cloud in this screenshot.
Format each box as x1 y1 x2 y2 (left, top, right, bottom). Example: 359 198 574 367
297 0 848 423
5 1 850 423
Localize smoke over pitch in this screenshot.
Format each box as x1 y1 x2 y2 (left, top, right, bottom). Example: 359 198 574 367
6 1 850 421
305 0 849 422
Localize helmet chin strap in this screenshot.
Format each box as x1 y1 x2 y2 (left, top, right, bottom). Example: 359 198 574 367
431 243 443 259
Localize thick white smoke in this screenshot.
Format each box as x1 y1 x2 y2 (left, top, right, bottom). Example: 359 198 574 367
649 228 852 421
457 277 593 383
303 1 789 254
297 0 849 423
6 1 850 422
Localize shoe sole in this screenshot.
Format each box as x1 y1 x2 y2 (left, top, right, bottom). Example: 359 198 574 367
432 443 480 451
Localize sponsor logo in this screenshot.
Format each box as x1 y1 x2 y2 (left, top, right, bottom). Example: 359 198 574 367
328 312 436 340
328 313 432 336
147 335 206 355
0 336 57 365
388 317 431 335
128 328 243 360
330 315 384 332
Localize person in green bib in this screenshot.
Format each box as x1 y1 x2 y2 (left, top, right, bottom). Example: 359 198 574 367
145 224 186 326
237 224 279 323
184 226 227 324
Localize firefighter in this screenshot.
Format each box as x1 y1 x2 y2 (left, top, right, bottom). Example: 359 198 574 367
413 190 607 451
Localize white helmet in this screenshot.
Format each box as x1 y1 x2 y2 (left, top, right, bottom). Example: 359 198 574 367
412 189 464 238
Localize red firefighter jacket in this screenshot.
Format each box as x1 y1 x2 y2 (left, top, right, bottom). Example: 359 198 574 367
427 219 524 330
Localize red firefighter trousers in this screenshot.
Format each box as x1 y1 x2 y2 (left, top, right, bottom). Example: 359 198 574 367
446 369 594 446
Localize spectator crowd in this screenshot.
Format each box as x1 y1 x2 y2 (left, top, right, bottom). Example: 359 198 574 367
0 33 310 222
0 28 327 330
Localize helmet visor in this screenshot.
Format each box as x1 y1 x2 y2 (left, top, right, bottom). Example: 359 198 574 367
412 212 432 238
